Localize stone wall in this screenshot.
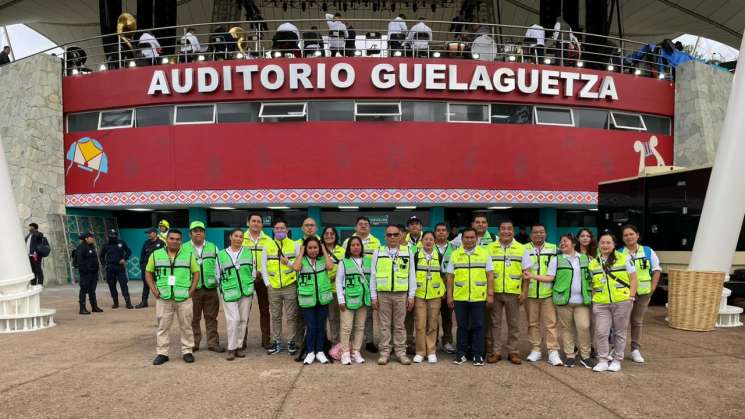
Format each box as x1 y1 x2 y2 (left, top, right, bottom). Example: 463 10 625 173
674 61 733 168
0 54 65 284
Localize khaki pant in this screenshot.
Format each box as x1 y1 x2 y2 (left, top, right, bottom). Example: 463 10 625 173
269 283 299 343
156 298 195 356
327 295 341 343
556 304 592 358
525 297 560 352
377 292 408 357
630 293 652 351
486 293 520 355
224 296 253 350
593 300 633 362
340 306 368 352
415 297 441 356
191 288 220 349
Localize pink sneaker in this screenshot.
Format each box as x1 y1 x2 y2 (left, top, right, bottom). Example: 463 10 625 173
351 351 365 364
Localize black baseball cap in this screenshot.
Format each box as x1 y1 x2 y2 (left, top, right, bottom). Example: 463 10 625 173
407 215 422 225
79 232 94 240
144 227 158 234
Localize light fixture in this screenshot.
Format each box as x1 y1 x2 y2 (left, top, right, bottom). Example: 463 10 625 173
98 64 106 71
338 205 359 210
197 54 206 61
634 68 642 76
508 55 516 62
432 51 441 58
128 208 153 212
395 205 417 210
588 208 599 211
161 57 169 64
354 50 362 56
273 51 282 58
576 61 584 67
128 61 136 68
209 206 236 210
606 64 614 71
314 50 323 57
393 51 402 57
658 73 666 79
543 57 551 64
71 68 80 75
267 206 291 210
488 206 512 210
472 52 480 60
236 52 244 59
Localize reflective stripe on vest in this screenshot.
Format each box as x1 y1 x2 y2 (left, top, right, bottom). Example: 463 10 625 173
265 238 297 289
488 241 525 295
297 257 334 308
622 246 653 295
243 231 272 272
216 247 255 302
374 245 411 292
153 248 193 302
451 247 488 302
552 253 591 306
342 257 372 310
525 242 557 299
414 250 445 300
589 252 632 304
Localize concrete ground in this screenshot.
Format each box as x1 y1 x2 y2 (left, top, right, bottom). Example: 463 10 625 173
1 284 744 419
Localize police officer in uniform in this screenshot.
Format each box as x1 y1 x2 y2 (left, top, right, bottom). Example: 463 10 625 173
136 228 164 308
100 229 133 309
75 233 103 315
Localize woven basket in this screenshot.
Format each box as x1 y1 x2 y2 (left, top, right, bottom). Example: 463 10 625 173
668 269 725 331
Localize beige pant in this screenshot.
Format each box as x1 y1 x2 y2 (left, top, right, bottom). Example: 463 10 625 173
327 296 341 343
415 297 441 356
630 293 652 351
593 300 633 362
377 292 408 357
556 304 592 358
340 306 368 352
224 296 253 351
486 293 520 355
525 297 560 352
269 283 299 343
156 298 195 356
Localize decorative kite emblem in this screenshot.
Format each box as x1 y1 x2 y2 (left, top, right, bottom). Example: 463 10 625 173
66 137 109 186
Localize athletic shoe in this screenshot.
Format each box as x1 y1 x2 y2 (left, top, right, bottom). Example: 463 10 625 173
341 351 352 365
303 352 316 365
631 349 645 363
580 357 596 369
352 351 365 364
526 350 542 362
427 354 438 364
608 360 622 372
413 354 424 363
473 356 485 366
316 352 330 364
564 357 576 368
267 341 282 355
548 350 563 366
288 341 298 355
593 360 609 372
453 355 467 365
443 342 456 354
182 353 195 363
152 355 169 365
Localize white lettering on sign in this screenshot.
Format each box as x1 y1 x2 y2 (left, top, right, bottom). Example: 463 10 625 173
146 62 620 100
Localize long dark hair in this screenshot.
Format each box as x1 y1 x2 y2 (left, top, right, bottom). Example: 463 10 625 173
576 228 597 258
302 236 323 259
598 232 618 269
344 236 365 258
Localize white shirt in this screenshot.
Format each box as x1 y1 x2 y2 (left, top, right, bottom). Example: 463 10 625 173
370 246 417 299
180 31 201 53
525 24 545 46
407 21 432 49
388 17 408 37
445 246 494 274
626 246 662 272
138 32 161 58
325 14 348 49
276 22 300 40
335 257 367 304
215 246 264 282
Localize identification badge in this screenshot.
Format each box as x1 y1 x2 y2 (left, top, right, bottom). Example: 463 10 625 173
426 272 432 280
168 275 176 286
197 257 203 265
393 263 399 272
234 261 241 269
505 259 511 267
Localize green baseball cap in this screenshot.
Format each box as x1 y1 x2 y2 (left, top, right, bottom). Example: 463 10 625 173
189 221 206 231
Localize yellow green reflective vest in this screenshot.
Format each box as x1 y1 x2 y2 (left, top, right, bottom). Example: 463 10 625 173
488 240 525 295
243 230 273 273
374 245 411 293
621 246 654 295
451 246 489 302
182 241 217 289
343 234 381 256
216 247 254 302
297 257 334 308
434 242 454 275
525 242 558 299
325 244 346 293
265 238 297 289
552 253 591 306
589 252 632 304
405 232 424 255
342 256 372 310
414 250 445 300
152 247 193 302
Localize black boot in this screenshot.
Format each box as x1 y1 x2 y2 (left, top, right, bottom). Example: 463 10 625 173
92 306 104 312
112 298 119 309
79 305 91 315
124 295 134 309
135 300 148 308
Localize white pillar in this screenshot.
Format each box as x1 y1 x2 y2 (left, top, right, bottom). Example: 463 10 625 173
689 33 745 272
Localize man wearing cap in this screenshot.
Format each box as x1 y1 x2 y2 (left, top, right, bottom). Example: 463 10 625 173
75 233 104 315
404 216 423 354
182 221 225 353
136 228 165 308
158 220 170 242
99 229 134 309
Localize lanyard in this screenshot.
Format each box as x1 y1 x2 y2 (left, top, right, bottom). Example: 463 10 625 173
229 247 243 267
326 245 340 264
167 249 180 274
350 257 368 283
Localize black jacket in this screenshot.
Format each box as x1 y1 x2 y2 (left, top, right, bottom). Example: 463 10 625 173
0 51 10 65
75 243 100 274
140 238 164 268
26 231 44 256
99 239 132 268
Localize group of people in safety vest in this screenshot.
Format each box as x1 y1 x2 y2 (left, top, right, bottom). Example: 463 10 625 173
143 212 660 373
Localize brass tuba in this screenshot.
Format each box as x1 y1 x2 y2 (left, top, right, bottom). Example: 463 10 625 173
229 26 249 54
116 12 137 50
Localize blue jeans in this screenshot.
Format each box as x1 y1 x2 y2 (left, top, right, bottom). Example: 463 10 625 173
454 301 485 359
302 305 329 353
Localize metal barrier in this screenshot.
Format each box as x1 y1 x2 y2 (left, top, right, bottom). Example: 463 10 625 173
43 18 674 79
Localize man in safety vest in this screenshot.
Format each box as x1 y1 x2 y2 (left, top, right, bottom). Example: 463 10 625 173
243 213 273 349
157 219 170 242
297 217 320 246
434 222 457 354
370 224 417 365
446 228 494 366
450 213 495 248
522 223 561 365
404 216 424 354
182 221 224 353
144 229 200 365
265 219 300 356
486 219 525 364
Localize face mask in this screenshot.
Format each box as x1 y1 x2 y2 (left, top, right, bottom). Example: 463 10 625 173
275 231 287 240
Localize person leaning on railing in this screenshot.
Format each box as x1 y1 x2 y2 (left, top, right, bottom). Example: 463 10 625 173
325 12 348 57
407 17 432 57
388 14 408 55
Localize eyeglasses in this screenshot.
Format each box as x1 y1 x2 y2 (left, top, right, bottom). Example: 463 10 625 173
385 233 400 237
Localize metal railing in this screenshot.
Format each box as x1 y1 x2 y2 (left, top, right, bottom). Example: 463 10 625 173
47 18 675 79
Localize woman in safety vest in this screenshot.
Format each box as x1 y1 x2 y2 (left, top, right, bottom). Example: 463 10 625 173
322 226 346 346
292 236 335 365
413 232 445 363
589 232 638 373
620 224 661 364
335 236 372 365
551 234 594 369
216 228 256 361
576 228 597 260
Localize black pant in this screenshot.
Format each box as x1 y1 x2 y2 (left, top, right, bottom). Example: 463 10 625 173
454 301 485 359
302 305 329 354
29 257 44 285
140 268 150 303
79 271 99 307
106 266 131 304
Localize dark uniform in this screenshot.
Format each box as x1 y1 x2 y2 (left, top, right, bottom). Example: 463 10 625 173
136 232 164 308
75 234 102 314
99 230 133 308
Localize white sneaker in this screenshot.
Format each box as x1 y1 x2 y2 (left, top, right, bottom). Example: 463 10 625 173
427 354 438 363
413 354 424 363
316 352 329 364
351 351 365 364
526 350 542 362
593 360 609 372
340 351 351 365
303 352 316 365
443 342 456 354
631 349 645 363
608 360 622 372
547 350 563 366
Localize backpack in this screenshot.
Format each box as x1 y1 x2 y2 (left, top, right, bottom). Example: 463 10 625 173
37 237 51 258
